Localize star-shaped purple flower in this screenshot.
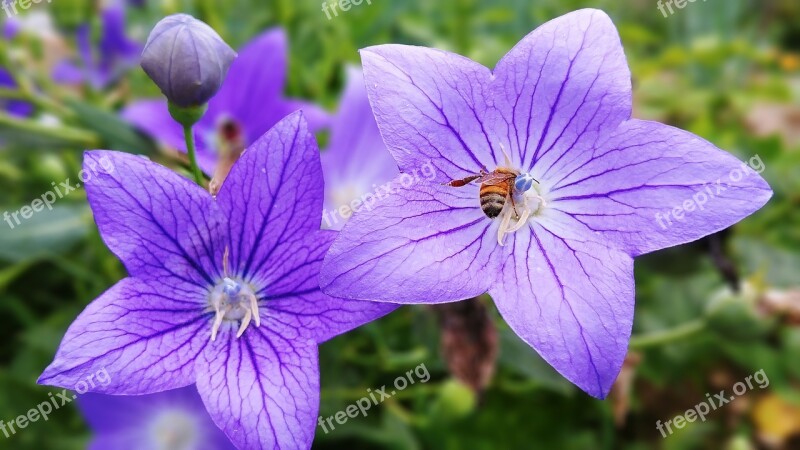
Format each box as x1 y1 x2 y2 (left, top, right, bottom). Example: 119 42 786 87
53 5 141 89
79 387 236 450
320 9 772 398
123 28 329 175
39 112 396 449
321 66 398 230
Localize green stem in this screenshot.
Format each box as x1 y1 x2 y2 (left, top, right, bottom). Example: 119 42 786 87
183 124 205 186
629 319 706 350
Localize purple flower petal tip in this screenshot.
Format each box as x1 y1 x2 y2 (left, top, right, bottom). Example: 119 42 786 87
324 8 772 398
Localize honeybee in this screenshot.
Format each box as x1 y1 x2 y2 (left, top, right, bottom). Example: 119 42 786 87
446 168 520 218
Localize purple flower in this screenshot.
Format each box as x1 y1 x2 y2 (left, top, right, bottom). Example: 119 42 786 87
123 28 329 175
38 112 397 448
321 66 398 230
53 5 141 89
320 9 773 398
79 387 235 450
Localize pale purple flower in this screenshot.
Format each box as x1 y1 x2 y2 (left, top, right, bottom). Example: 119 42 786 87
320 9 772 398
321 66 398 230
123 28 329 175
79 387 235 450
39 112 397 449
53 5 141 89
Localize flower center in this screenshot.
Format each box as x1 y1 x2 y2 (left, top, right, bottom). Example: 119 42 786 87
208 277 260 341
148 409 199 450
496 172 548 246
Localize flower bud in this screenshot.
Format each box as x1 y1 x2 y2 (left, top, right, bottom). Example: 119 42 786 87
140 14 236 108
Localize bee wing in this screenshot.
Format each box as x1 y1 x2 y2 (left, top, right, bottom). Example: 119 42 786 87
476 172 516 186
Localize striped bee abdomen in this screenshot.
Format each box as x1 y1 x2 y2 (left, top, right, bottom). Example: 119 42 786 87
479 183 510 218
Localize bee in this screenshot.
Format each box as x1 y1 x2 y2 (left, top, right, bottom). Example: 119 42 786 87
446 168 524 219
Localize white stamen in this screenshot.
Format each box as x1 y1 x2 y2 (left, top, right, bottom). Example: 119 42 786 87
208 277 260 342
236 308 252 338
497 203 514 246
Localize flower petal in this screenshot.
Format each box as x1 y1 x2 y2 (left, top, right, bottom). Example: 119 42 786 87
39 278 210 394
259 230 398 343
321 182 499 303
207 28 287 120
84 151 225 286
196 327 319 450
548 119 773 256
121 100 185 153
360 44 496 183
79 387 236 450
490 222 634 398
216 112 323 280
492 8 631 175
322 66 398 230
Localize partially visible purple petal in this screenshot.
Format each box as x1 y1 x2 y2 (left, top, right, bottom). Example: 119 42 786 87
79 386 236 450
322 66 399 230
321 182 499 303
121 100 218 175
492 9 632 175
206 28 287 120
216 112 323 279
52 60 87 85
0 68 32 117
548 119 773 256
360 45 496 183
490 222 634 398
121 100 185 150
196 327 319 450
83 151 225 286
39 278 210 394
277 98 330 132
261 230 398 343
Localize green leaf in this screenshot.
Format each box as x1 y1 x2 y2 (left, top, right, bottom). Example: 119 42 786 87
0 204 91 262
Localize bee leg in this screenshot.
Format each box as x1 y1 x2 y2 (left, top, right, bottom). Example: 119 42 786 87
509 194 519 218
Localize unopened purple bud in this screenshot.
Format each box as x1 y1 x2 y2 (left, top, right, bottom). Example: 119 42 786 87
140 14 236 107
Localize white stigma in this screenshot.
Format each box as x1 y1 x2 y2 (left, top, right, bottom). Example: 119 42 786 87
497 177 548 247
208 277 260 341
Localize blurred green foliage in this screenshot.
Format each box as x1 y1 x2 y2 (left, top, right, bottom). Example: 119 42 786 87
1 0 799 449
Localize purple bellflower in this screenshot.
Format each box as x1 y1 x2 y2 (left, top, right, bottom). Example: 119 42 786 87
123 28 330 175
321 66 399 230
320 9 773 398
53 4 141 90
79 387 236 450
39 112 397 449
